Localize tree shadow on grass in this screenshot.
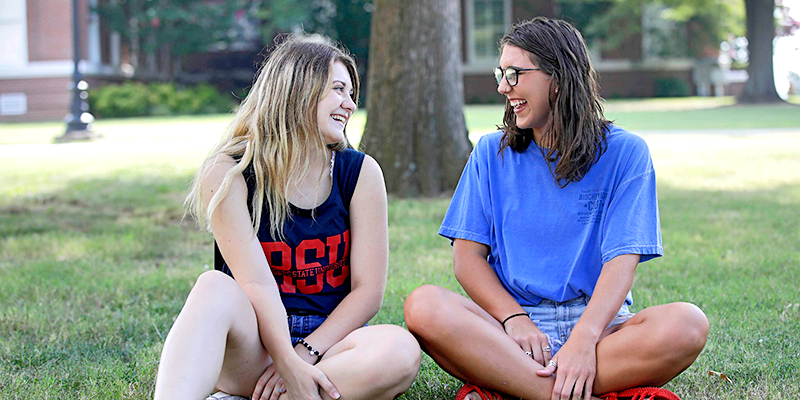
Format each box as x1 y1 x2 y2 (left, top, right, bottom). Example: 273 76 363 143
1 174 197 235
0 174 206 268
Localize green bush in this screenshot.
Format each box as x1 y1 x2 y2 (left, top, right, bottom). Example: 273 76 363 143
147 83 180 116
653 77 691 97
88 82 235 119
89 82 151 118
191 84 235 114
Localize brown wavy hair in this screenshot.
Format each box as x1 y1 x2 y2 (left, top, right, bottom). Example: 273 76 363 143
498 17 611 187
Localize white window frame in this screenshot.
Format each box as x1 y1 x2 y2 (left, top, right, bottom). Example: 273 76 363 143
0 0 29 69
463 0 511 74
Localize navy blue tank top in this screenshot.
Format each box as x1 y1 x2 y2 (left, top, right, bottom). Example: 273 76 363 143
215 148 366 315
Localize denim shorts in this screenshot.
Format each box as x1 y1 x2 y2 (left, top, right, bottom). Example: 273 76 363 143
521 295 634 355
287 314 327 347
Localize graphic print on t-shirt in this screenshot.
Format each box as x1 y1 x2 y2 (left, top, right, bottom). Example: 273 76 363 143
578 189 608 225
262 229 350 294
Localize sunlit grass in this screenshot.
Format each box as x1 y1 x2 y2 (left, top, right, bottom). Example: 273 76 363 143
4 96 799 147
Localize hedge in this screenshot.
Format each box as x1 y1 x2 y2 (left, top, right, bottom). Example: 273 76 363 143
88 82 236 118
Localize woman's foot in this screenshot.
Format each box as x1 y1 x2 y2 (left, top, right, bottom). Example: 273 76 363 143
455 383 506 400
206 392 248 400
599 387 680 400
463 391 491 400
458 384 605 400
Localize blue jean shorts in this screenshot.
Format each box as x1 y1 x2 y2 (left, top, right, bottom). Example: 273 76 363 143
287 314 327 347
521 295 635 355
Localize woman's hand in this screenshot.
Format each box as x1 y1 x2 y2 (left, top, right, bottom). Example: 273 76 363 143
252 363 285 400
536 331 597 400
278 358 340 400
252 345 335 400
503 316 552 367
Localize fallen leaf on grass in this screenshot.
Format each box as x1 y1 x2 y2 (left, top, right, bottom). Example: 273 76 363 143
779 303 799 321
708 370 733 383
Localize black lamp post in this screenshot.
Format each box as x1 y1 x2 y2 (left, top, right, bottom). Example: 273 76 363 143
56 0 98 142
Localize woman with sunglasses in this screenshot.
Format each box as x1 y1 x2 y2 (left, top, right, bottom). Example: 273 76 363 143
154 34 420 400
404 17 708 400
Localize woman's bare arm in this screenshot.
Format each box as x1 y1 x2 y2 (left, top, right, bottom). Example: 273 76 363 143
301 155 389 356
201 155 338 399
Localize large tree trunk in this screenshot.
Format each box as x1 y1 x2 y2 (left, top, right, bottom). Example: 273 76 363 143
739 0 783 103
361 0 473 197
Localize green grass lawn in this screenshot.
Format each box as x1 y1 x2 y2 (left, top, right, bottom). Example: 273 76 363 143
2 96 799 147
1 98 800 399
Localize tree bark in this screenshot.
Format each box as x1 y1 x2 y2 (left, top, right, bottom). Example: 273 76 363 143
739 0 783 103
361 0 473 197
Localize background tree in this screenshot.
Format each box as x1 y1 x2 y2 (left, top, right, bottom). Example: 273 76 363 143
578 0 797 103
360 0 472 196
95 0 247 79
574 0 744 58
253 0 374 90
739 0 783 102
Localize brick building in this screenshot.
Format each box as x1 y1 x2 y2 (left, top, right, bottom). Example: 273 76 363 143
1 0 737 122
0 0 127 122
459 0 736 103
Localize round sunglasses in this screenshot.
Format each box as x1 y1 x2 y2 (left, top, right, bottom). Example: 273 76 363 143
493 66 541 87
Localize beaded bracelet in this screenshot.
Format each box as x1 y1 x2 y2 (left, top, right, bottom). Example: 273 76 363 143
501 312 528 330
298 338 323 364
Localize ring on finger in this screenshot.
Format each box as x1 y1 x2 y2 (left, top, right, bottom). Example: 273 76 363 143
547 359 557 368
525 350 532 356
279 388 286 394
542 344 551 352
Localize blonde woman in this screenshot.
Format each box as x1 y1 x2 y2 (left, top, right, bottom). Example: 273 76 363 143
154 35 420 400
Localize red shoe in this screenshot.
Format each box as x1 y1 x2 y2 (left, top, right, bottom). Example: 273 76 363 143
599 387 681 400
455 382 507 400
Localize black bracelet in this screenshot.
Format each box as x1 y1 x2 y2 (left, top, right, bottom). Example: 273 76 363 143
501 312 528 329
297 338 323 364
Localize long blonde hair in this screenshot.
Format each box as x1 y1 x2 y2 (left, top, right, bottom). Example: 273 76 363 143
186 34 360 240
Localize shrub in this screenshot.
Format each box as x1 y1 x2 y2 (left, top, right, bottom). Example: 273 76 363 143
653 77 691 97
89 82 151 118
147 83 180 116
191 84 235 114
88 82 236 119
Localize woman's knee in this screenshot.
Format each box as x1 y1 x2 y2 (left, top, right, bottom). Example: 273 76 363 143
387 326 422 380
673 302 709 353
367 325 421 388
654 302 709 361
334 325 420 393
403 285 451 335
185 271 246 316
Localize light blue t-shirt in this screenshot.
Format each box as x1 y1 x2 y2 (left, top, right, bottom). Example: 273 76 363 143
439 125 663 306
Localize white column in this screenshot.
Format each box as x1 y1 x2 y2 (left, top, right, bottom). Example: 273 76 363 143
87 0 101 66
109 0 121 68
0 0 29 68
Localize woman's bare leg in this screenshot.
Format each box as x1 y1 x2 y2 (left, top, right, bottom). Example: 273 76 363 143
157 271 420 400
306 325 421 400
154 270 270 399
405 286 708 400
404 285 556 400
593 302 709 394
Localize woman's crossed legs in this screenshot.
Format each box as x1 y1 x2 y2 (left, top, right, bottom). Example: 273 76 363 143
155 271 421 400
404 285 708 400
